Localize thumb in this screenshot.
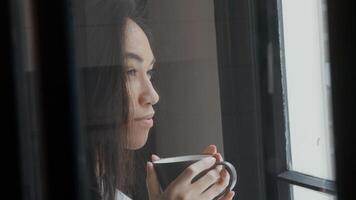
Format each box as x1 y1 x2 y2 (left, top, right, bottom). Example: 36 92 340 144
152 154 160 161
146 161 161 199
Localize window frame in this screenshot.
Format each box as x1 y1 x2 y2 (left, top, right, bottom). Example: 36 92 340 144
326 0 356 199
215 0 340 199
3 0 92 200
264 0 338 197
2 0 23 199
4 0 354 199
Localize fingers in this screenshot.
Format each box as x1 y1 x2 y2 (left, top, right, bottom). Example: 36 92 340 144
219 191 235 200
175 156 216 184
202 146 223 172
146 161 161 199
192 166 221 193
215 153 223 161
152 154 160 162
213 153 224 172
202 145 222 177
203 144 217 155
201 168 231 199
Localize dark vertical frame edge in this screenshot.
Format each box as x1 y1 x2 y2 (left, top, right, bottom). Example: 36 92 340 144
214 0 270 199
31 0 91 200
326 0 356 200
254 0 291 199
1 0 23 199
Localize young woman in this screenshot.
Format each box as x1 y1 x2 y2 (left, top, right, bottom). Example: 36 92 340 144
83 0 235 199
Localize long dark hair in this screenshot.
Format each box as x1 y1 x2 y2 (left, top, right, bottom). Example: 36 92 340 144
80 0 150 199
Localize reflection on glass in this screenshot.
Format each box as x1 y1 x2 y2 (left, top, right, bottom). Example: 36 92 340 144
16 1 45 199
280 0 335 180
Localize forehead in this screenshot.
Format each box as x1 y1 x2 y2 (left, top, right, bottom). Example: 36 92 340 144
124 19 154 61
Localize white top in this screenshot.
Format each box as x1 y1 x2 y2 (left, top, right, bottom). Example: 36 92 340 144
115 190 132 200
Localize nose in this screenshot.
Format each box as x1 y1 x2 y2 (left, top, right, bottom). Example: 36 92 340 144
138 78 159 106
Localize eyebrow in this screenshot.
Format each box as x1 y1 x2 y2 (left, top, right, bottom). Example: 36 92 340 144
125 52 156 66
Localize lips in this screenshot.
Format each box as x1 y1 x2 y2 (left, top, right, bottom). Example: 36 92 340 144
134 113 154 127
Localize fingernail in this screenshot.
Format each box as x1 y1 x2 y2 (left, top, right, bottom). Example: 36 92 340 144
220 169 225 177
229 191 235 198
152 154 160 160
220 169 227 177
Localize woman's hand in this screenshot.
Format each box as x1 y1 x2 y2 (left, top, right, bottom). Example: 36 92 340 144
146 145 235 200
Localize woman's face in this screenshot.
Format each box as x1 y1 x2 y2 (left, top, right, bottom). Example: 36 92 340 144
124 18 159 150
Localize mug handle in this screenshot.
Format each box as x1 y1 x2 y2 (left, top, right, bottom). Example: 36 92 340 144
211 161 238 200
215 161 238 191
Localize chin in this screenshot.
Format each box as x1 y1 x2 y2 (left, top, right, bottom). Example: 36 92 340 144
126 129 150 150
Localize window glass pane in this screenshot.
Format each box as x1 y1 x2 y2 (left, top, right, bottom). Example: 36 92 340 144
75 0 226 199
147 0 224 156
280 0 335 180
13 1 45 199
292 185 336 200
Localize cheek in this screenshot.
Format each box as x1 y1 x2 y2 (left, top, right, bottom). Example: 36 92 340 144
125 81 150 149
127 81 140 104
127 84 138 116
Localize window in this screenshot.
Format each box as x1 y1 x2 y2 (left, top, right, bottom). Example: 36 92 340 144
279 0 337 199
293 185 335 200
214 0 341 199
4 0 353 200
281 0 335 181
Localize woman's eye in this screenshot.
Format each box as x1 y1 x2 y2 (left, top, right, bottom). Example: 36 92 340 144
126 69 137 76
147 68 156 79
